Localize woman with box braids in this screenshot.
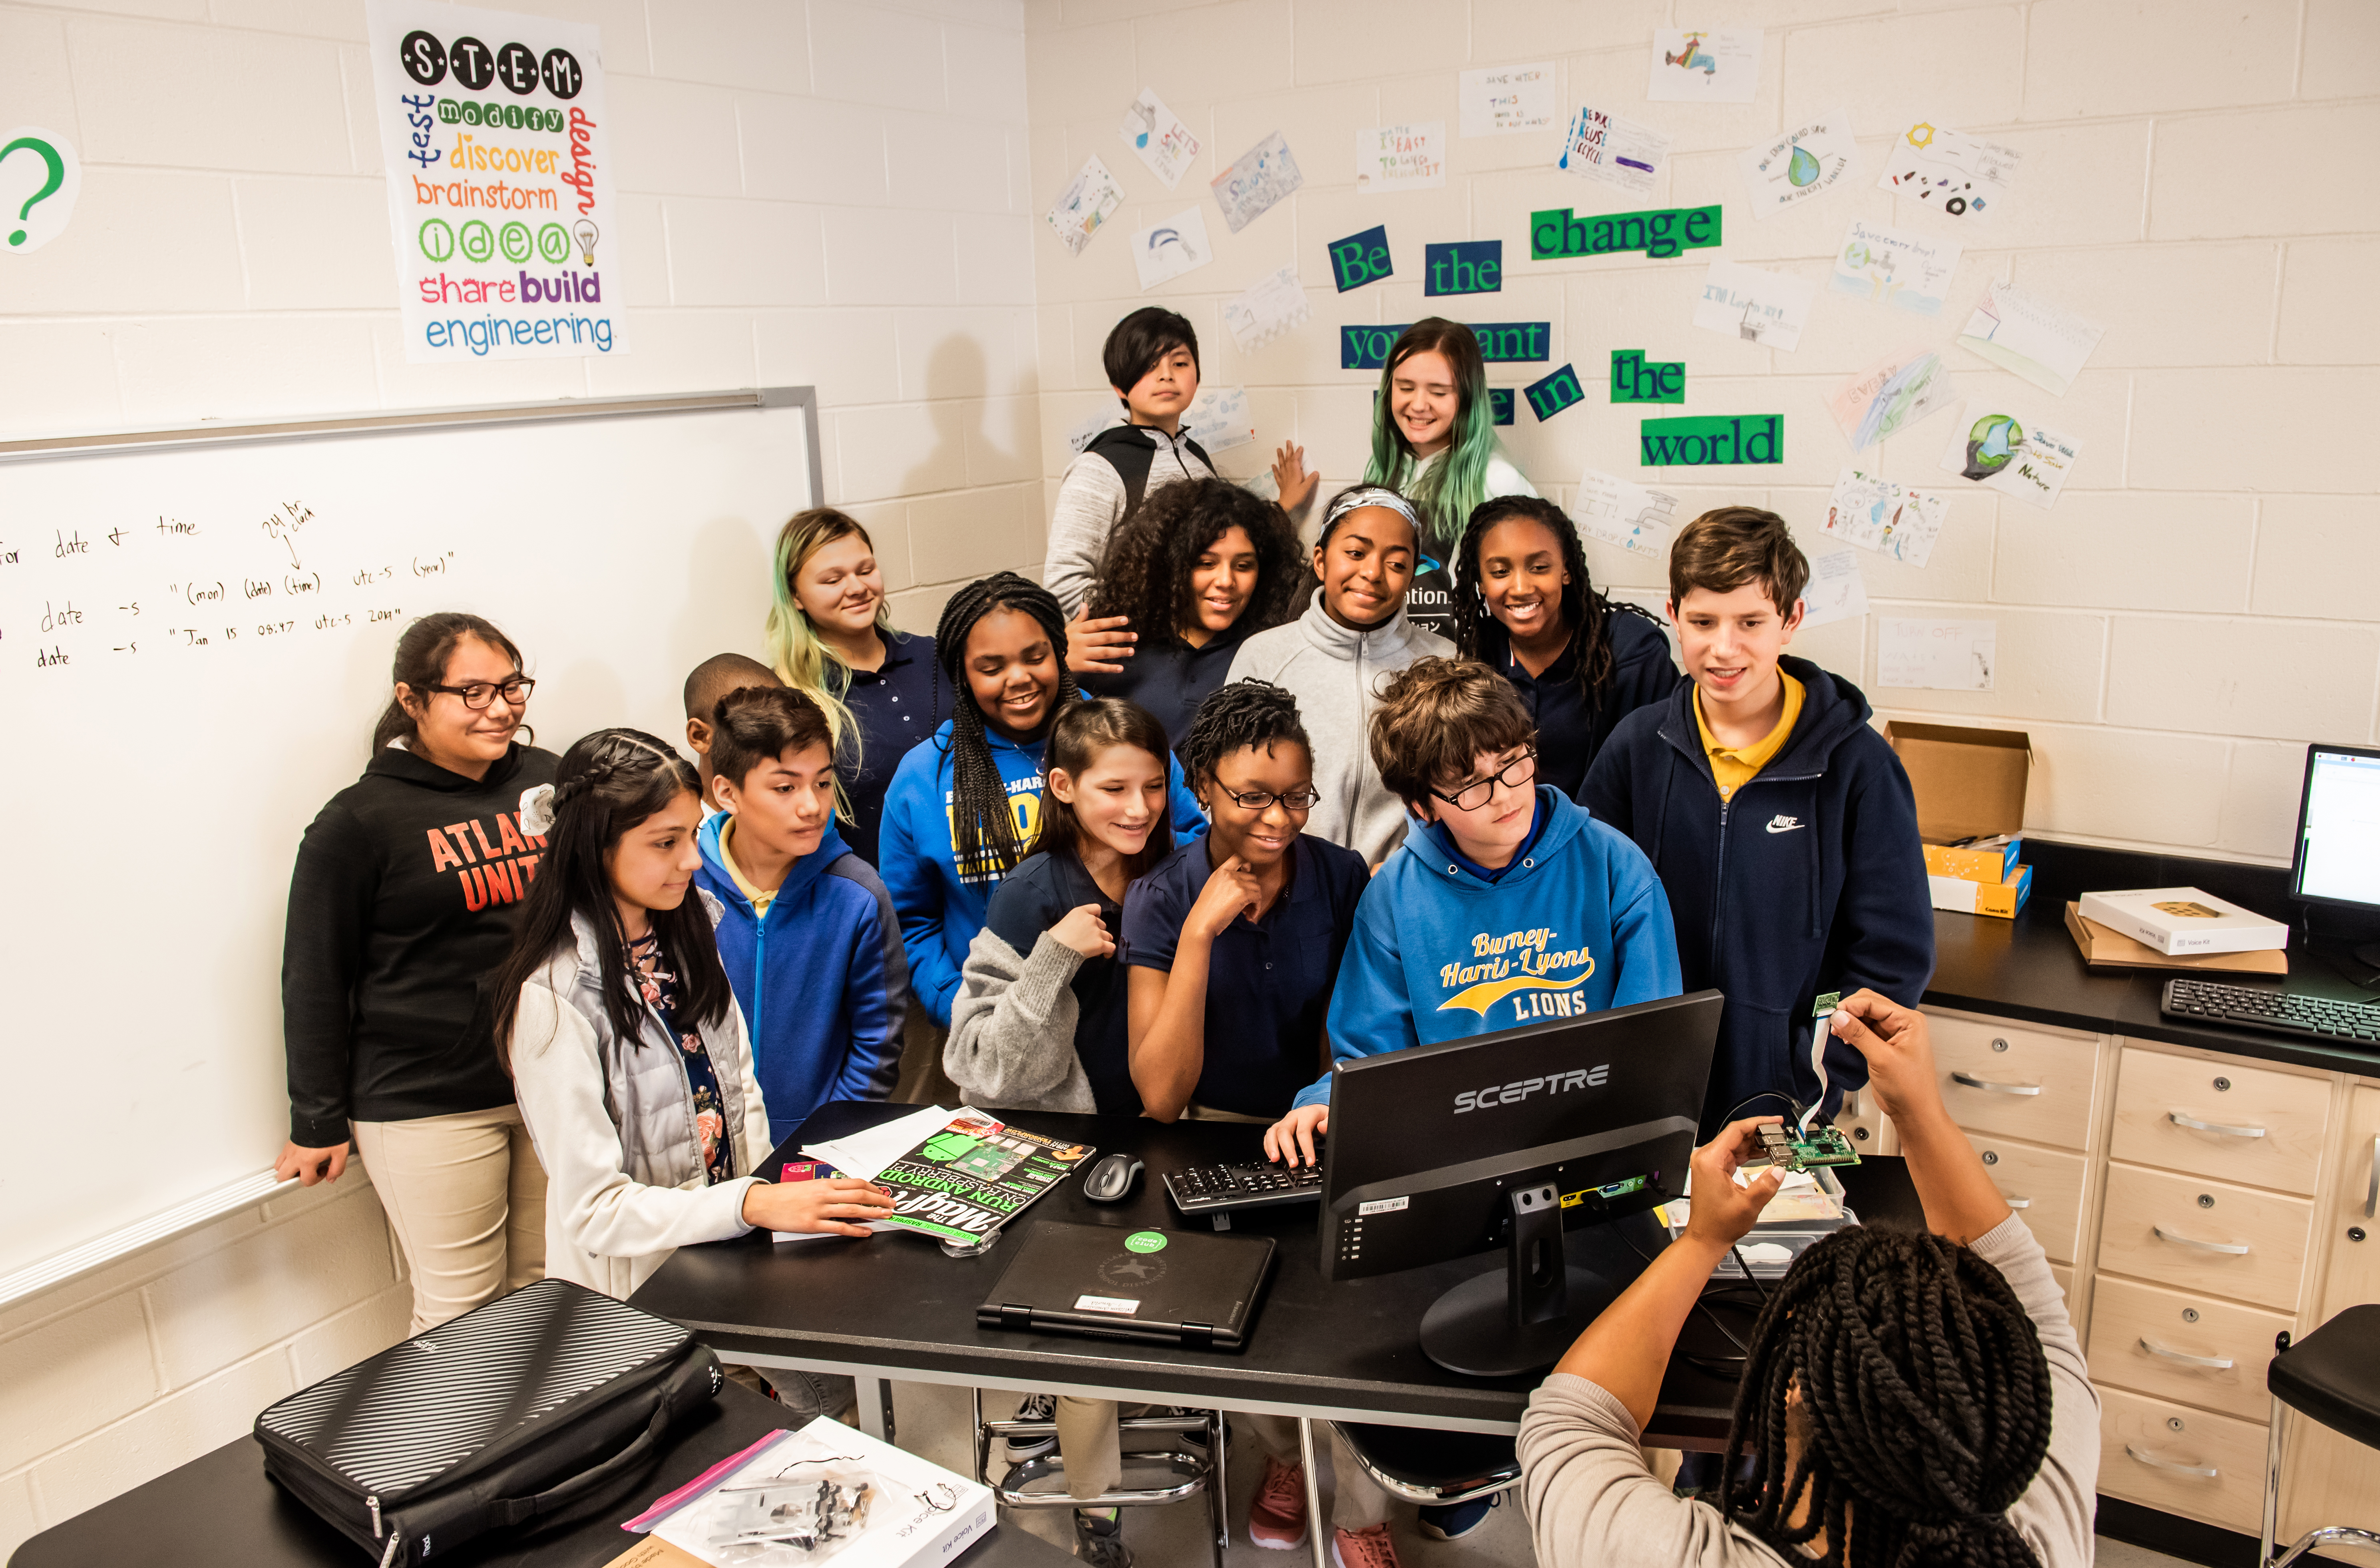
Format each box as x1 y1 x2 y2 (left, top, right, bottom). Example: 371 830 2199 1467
1716 1226 2053 1568
931 573 1081 881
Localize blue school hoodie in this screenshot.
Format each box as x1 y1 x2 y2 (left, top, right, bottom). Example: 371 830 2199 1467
1295 787 1681 1110
694 814 908 1143
1578 655 1934 1134
878 719 1208 1028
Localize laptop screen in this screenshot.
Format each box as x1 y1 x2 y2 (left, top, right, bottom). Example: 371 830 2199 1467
2295 746 2380 910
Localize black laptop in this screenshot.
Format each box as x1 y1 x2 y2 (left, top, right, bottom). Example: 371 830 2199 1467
976 1222 1274 1350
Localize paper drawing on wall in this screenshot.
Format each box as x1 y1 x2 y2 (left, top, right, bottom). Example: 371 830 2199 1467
1182 385 1254 453
1954 281 2105 396
1066 408 1119 455
1827 349 1963 450
1877 121 2020 221
1799 548 1871 628
0 126 82 253
1879 617 1996 692
1740 111 1855 219
1120 90 1200 190
1460 62 1556 136
1132 206 1213 290
1047 155 1124 257
1558 107 1671 195
1822 468 1951 567
1692 259 1816 351
1224 265 1311 352
1934 401 2081 511
1647 29 1761 104
1575 468 1678 557
1829 220 1962 314
1212 132 1303 233
1355 123 1446 193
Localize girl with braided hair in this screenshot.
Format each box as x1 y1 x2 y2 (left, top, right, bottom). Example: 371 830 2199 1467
1451 495 1678 797
1518 989 2097 1568
492 729 895 1310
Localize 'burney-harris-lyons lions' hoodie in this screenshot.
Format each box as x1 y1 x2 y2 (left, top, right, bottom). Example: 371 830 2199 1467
1295 787 1682 1110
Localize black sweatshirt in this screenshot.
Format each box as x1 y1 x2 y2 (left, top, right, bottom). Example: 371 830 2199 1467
281 742 559 1144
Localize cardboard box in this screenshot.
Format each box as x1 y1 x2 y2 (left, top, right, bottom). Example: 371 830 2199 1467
1929 864 2033 919
2063 903 2288 976
1924 835 2022 883
1886 722 2031 845
2078 887 2289 957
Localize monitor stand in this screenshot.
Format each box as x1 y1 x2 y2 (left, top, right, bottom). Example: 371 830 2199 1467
1419 1185 1624 1378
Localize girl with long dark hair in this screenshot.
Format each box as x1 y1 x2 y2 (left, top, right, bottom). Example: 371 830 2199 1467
277 612 556 1333
1451 495 1678 796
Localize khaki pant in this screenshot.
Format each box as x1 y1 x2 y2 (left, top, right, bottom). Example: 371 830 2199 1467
1245 1415 1389 1529
893 1007 960 1106
1051 1401 1387 1527
352 1104 547 1334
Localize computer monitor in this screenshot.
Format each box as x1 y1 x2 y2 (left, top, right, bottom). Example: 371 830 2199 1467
1318 990 1724 1377
2293 744 2380 952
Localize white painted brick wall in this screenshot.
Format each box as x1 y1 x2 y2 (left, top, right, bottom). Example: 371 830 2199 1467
0 2 1033 1554
1025 0 2380 867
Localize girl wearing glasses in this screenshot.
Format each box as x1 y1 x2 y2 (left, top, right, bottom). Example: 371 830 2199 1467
276 612 558 1333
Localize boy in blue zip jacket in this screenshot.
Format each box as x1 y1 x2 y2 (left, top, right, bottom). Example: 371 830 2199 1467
1579 507 1933 1136
694 685 908 1144
1265 657 1682 1169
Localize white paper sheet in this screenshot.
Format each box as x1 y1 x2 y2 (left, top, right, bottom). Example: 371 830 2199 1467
1045 155 1123 257
1692 258 1817 351
1355 122 1446 193
1460 62 1556 136
1740 109 1857 219
1878 617 1996 692
1131 204 1212 290
1222 265 1312 352
1575 468 1680 558
1647 29 1761 103
1119 88 1200 189
1822 468 1951 567
1877 120 2020 222
1065 408 1119 456
1558 106 1671 195
1936 402 2082 512
1799 547 1871 628
1954 281 2105 397
1829 219 1963 315
1182 384 1254 453
1211 131 1303 233
1827 349 1962 450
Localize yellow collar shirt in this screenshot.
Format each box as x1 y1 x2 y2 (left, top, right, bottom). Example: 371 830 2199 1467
717 817 778 917
1694 672 1806 800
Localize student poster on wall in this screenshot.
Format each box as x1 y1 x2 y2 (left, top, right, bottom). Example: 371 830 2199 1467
366 0 625 362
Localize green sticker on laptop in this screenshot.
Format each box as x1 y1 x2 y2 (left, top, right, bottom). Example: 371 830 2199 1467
1124 1232 1167 1254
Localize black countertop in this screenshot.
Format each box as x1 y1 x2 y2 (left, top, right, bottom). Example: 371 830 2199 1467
1919 839 2380 1076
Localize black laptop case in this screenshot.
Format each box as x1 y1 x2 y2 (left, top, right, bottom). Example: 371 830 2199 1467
253 1277 721 1565
976 1221 1274 1350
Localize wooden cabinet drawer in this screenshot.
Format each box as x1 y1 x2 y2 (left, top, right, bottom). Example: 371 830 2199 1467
2110 1046 2330 1194
1832 1085 1896 1157
1963 1133 2087 1264
2317 1085 2380 1323
2097 1163 2314 1311
2099 1385 2270 1533
2280 1417 2380 1560
2086 1275 2293 1421
1930 1013 2101 1149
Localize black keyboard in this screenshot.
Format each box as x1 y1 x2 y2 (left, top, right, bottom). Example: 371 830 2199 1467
2161 979 2380 1043
1163 1152 1325 1223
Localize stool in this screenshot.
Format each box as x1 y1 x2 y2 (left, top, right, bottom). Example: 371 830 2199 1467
1328 1421 1520 1508
2261 1303 2380 1568
970 1393 1228 1568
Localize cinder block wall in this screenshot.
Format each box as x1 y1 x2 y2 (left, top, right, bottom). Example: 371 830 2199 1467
1024 0 2380 863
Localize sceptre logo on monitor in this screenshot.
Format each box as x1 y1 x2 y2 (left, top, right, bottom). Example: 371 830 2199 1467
1453 1065 1610 1114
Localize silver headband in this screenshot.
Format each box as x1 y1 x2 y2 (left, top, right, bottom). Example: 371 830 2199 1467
1321 485 1421 534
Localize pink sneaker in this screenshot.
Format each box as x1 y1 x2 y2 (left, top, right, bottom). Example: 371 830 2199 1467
1332 1523 1403 1568
1248 1455 1308 1549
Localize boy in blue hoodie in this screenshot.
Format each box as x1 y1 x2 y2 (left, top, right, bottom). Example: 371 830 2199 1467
1579 507 1933 1136
695 685 908 1144
1264 657 1682 1168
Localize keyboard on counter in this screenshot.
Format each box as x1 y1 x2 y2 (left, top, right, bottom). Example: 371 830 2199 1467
1162 1151 1325 1228
2161 978 2380 1045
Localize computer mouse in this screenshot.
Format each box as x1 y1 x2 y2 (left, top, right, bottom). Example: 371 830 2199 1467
1082 1152 1143 1203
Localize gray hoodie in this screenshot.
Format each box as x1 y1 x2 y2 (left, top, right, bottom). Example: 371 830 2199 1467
1224 598 1453 866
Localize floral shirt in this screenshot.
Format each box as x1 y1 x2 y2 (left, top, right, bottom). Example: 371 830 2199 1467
628 931 735 1186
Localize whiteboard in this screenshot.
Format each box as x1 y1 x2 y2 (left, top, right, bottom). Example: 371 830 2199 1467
0 389 819 1287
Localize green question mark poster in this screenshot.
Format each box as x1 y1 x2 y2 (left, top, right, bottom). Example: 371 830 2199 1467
0 127 83 253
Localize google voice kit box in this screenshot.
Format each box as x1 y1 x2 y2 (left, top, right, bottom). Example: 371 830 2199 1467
2076 888 2290 958
1886 722 2033 919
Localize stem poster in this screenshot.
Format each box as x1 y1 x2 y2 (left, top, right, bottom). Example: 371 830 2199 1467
366 0 625 363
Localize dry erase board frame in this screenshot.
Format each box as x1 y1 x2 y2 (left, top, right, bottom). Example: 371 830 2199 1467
0 385 821 1309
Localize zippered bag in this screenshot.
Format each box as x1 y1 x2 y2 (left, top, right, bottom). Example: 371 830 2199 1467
254 1277 722 1565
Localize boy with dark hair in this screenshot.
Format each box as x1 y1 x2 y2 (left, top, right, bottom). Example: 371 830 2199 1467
1579 506 1932 1136
1045 306 1216 619
695 685 908 1143
683 652 782 811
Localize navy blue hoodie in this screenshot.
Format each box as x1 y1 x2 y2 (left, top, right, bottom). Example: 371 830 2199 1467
1578 656 1933 1134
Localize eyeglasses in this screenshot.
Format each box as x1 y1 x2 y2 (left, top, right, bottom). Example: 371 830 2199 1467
422 677 535 709
1214 784 1321 812
1429 748 1538 811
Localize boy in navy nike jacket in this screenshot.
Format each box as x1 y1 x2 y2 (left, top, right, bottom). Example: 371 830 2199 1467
1578 508 1932 1136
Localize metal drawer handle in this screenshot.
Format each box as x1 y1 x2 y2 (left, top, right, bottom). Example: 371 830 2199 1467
2154 1225 2251 1256
2003 1196 2032 1209
2366 1135 2378 1220
2168 1111 2267 1139
2124 1444 2219 1479
1952 1071 2043 1096
2139 1337 2235 1370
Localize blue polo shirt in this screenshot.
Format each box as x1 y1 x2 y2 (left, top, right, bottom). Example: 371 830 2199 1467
840 630 937 866
1120 833 1369 1117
